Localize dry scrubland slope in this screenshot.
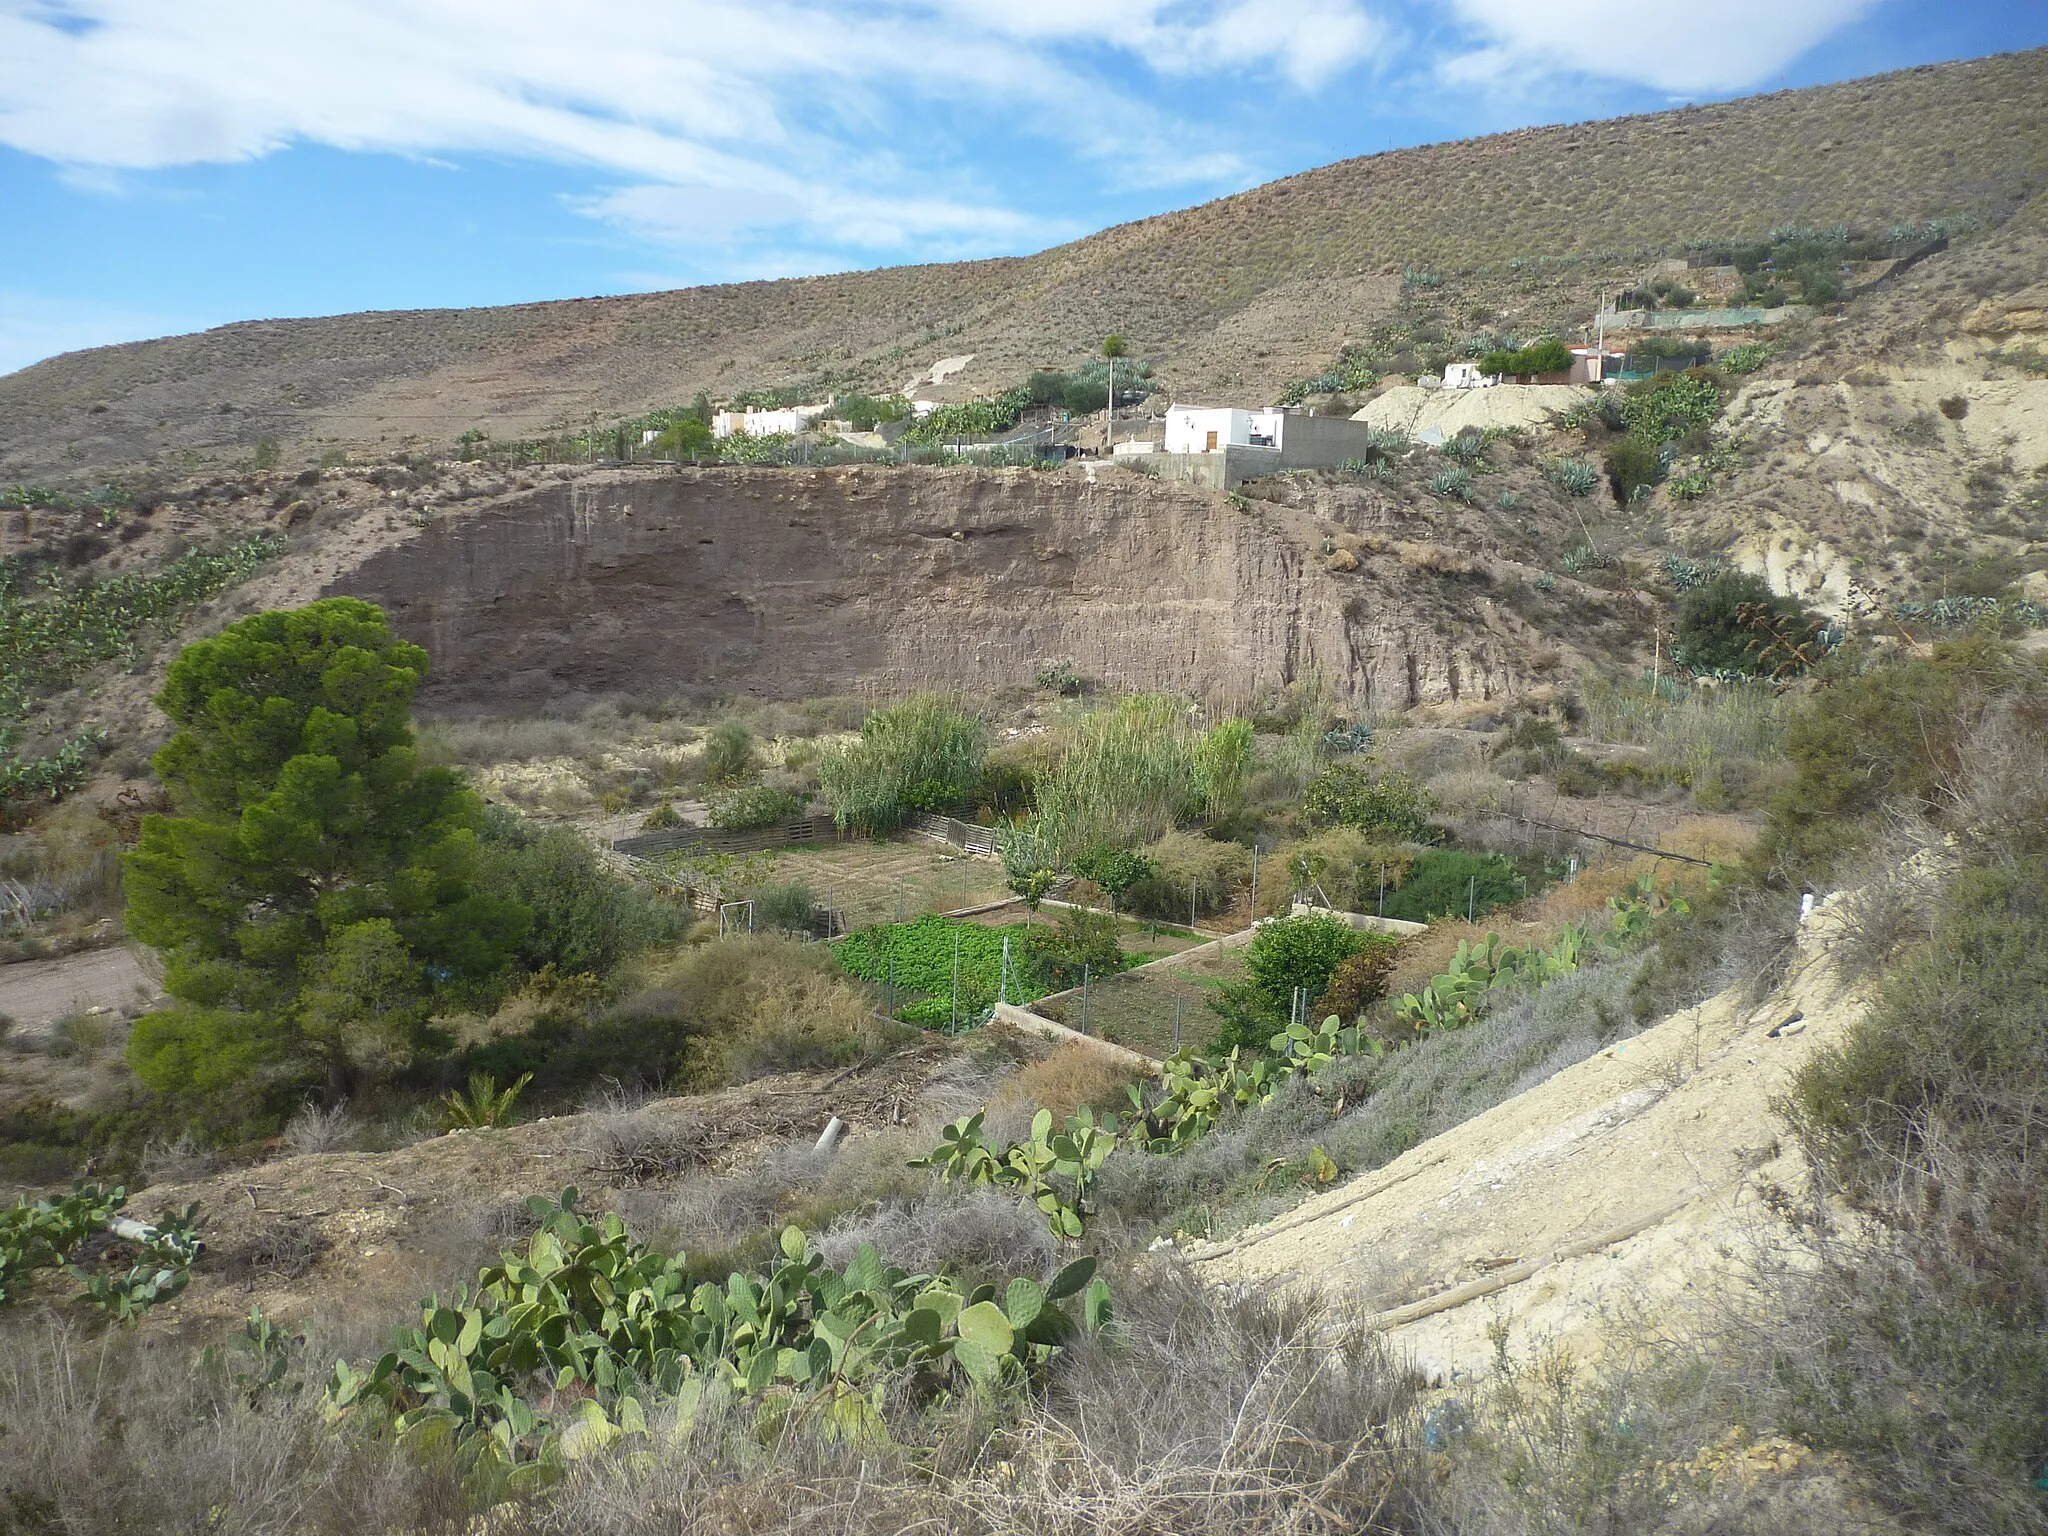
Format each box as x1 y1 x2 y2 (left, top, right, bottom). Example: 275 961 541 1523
2 49 2045 481
1665 196 2048 613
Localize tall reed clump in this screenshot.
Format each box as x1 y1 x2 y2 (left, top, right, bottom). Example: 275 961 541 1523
1031 697 1251 864
1580 672 1785 780
818 695 985 834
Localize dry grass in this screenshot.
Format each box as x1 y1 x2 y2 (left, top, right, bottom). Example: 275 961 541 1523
990 1042 1143 1124
0 1315 471 1535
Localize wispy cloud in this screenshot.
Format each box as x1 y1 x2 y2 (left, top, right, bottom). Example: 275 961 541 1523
1440 0 1883 96
0 0 1391 261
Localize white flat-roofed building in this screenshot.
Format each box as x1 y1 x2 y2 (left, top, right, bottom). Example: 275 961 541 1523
711 404 830 439
1164 405 1283 454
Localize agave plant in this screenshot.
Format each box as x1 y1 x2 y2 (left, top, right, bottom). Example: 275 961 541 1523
1545 457 1601 497
1430 467 1475 502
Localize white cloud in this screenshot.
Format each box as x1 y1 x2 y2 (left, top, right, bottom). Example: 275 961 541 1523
0 0 1389 262
1442 0 1880 96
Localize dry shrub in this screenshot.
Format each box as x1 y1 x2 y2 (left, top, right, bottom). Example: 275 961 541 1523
1394 540 1478 576
0 1316 469 1535
1424 767 1515 824
284 1098 360 1154
819 1182 1058 1283
991 1042 1139 1123
953 1263 1424 1535
1312 944 1397 1021
617 937 911 1088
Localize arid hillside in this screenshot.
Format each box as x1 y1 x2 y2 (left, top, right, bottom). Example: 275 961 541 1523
1 47 2043 483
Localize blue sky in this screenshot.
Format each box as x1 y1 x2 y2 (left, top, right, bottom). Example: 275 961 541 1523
1 0 2041 376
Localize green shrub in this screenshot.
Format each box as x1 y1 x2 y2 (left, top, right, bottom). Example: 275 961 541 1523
1602 436 1662 503
477 808 686 979
819 695 985 835
1795 262 1843 304
1756 639 2036 884
754 880 824 935
1019 907 1123 991
1061 378 1108 413
1380 849 1521 922
706 784 807 831
1778 836 2048 1529
1301 760 1435 839
1671 571 1810 676
700 720 758 786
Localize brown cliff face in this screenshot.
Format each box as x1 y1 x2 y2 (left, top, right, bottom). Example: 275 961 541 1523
327 466 1535 714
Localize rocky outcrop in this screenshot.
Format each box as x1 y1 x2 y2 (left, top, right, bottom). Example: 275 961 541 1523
328 465 1533 714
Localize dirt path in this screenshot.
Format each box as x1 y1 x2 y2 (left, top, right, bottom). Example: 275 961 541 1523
1196 891 1869 1384
0 946 161 1038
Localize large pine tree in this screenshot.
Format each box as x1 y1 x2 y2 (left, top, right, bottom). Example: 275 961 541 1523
125 598 529 1111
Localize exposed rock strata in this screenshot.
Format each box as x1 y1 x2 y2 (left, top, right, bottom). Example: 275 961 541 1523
329 466 1529 713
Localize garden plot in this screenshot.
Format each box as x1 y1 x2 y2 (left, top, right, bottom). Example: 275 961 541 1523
1032 943 1249 1060
746 839 1013 927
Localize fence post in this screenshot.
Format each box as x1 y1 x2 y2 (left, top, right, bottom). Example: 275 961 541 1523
1379 863 1386 918
952 928 961 1032
1467 876 1476 923
1082 964 1090 1034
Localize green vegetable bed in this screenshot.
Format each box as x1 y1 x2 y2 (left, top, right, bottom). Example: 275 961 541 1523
835 915 1049 1023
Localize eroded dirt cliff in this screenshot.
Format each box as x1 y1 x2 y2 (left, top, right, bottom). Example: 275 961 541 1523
327 464 1573 714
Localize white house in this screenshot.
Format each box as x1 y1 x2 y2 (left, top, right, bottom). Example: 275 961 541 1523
1442 361 1498 391
711 404 831 439
1164 406 1283 454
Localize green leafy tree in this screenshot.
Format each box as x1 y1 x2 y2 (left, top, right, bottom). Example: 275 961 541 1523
124 599 530 1110
1301 760 1435 839
1673 571 1810 676
654 417 715 460
1071 846 1154 913
1212 912 1365 1051
1243 913 1366 1012
1478 338 1570 377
